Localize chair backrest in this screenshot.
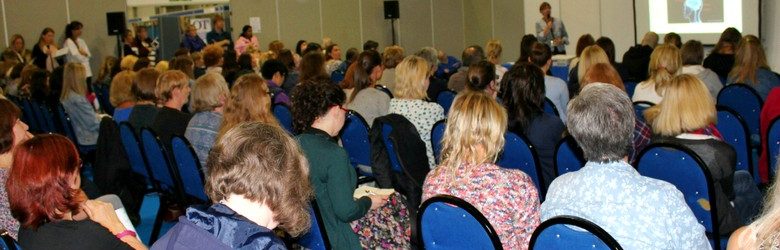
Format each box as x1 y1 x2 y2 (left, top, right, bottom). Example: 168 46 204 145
543 98 560 117
140 128 178 191
636 143 721 250
529 215 623 250
550 65 569 82
768 116 780 178
297 200 331 250
339 111 372 169
436 90 457 115
716 106 754 181
18 97 41 132
118 122 152 179
31 100 56 133
418 195 503 250
375 85 394 98
497 132 544 197
54 104 80 146
624 81 638 98
554 136 586 177
632 101 654 123
272 104 293 133
717 84 763 135
0 229 20 250
431 119 447 164
94 83 114 115
170 135 208 202
380 123 403 173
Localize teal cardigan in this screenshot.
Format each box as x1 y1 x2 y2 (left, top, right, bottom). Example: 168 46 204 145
296 128 371 250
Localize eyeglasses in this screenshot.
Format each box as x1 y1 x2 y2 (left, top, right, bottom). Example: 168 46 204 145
333 104 349 112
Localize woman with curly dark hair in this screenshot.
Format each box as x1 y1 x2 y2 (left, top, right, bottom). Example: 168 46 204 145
291 79 410 249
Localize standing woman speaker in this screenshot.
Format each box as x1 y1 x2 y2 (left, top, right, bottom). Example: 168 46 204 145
535 2 569 55
63 21 93 84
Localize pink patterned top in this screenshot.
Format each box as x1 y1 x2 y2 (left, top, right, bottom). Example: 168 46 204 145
422 163 540 249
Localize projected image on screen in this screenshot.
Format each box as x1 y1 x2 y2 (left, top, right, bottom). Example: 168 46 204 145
667 0 724 23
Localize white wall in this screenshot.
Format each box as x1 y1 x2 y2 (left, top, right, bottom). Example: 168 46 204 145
763 0 780 70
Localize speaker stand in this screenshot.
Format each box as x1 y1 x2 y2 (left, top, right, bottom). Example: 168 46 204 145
390 18 397 45
116 34 124 58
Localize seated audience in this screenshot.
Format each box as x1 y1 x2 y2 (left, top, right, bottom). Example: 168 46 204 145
518 34 538 64
221 50 240 85
60 63 100 146
260 59 291 106
109 71 137 122
300 52 329 84
645 74 763 232
416 47 448 101
8 134 145 249
150 70 193 145
542 83 709 249
423 91 540 249
681 40 722 98
324 43 343 75
191 52 206 79
95 56 118 86
155 61 168 73
377 45 404 92
169 56 195 82
571 45 609 97
216 74 280 148
278 49 299 93
435 50 461 80
153 122 311 249
465 60 498 98
448 45 485 92
528 42 569 121
28 69 51 107
499 62 564 190
390 56 446 168
727 35 780 100
291 80 409 249
127 68 160 134
345 50 389 126
184 73 229 168
622 31 658 82
567 34 595 83
120 55 138 72
705 27 741 80
663 32 682 48
632 44 681 104
0 99 33 239
728 171 780 249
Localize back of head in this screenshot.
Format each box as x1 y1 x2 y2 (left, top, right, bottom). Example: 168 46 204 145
529 42 552 67
394 55 430 100
60 62 87 101
299 52 327 82
109 70 137 107
714 27 742 53
303 43 322 55
645 74 715 136
8 134 82 229
519 34 538 63
382 46 405 69
261 59 288 80
169 55 195 79
466 60 496 92
663 32 682 48
730 35 769 84
441 91 507 168
648 44 682 88
577 45 610 83
276 49 295 70
581 63 624 91
345 47 359 63
350 50 382 101
191 72 229 113
155 61 169 73
680 40 704 66
295 40 307 55
206 122 312 236
268 40 284 54
595 37 616 63
155 70 189 103
133 68 161 102
132 58 151 72
568 83 634 162
203 45 224 67
291 78 346 134
363 40 379 51
641 32 659 48
0 99 21 154
486 39 503 62
218 73 278 141
461 45 485 67
120 55 139 71
499 62 545 133
576 34 596 57
416 47 439 71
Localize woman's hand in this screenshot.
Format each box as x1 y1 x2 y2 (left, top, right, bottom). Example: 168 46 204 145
82 200 125 234
368 195 389 210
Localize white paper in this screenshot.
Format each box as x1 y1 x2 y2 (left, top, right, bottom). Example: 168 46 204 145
250 17 261 33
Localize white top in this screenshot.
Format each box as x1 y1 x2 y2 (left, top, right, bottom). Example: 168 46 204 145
63 38 92 77
681 65 723 99
632 80 663 104
543 75 569 122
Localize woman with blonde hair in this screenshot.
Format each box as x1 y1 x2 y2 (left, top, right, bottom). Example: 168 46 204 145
570 45 609 97
729 171 780 249
632 44 682 104
728 35 780 100
423 91 540 249
119 55 138 71
109 70 137 122
7 34 32 64
185 72 230 167
646 74 761 236
216 74 279 141
60 62 100 146
486 39 507 81
150 70 192 144
390 55 446 168
155 60 169 73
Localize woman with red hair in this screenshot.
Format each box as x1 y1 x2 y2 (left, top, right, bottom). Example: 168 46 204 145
7 134 146 249
0 99 32 239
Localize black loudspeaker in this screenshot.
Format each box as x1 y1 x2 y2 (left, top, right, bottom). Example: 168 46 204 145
384 1 399 19
106 12 126 36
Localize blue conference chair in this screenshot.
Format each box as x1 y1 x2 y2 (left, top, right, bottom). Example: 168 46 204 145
529 215 622 250
431 119 447 164
554 136 586 177
497 132 545 199
272 103 294 134
437 90 457 115
0 229 20 250
716 106 756 183
418 195 503 250
376 85 394 98
543 98 560 118
339 111 374 179
139 128 181 195
118 122 155 185
381 124 404 173
636 143 725 250
624 81 638 98
171 135 208 202
550 65 569 82
632 101 654 123
297 200 330 250
18 97 41 133
767 116 780 178
717 84 763 137
93 83 114 115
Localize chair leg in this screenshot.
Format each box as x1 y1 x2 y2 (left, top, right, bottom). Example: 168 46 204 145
149 195 166 243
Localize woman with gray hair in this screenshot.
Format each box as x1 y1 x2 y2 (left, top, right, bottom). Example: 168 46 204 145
542 83 709 249
416 47 448 101
184 72 230 167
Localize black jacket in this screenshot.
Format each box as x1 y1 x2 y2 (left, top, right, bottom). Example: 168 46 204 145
622 44 654 82
94 117 146 216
